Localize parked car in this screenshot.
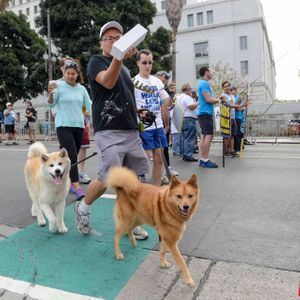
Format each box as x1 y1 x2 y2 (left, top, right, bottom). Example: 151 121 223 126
287 119 300 135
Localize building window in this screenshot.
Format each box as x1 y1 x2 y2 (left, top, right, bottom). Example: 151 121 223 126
19 0 22 4
195 42 208 57
161 0 166 10
12 0 16 6
183 0 187 4
187 14 194 27
240 36 248 50
18 10 22 15
207 10 213 24
26 7 30 16
196 64 209 79
34 5 38 14
240 61 249 76
197 12 203 26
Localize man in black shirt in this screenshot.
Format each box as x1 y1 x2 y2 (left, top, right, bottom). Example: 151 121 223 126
75 21 149 238
25 100 37 144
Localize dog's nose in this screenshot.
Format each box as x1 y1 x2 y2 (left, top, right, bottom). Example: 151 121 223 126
55 169 61 175
183 204 190 210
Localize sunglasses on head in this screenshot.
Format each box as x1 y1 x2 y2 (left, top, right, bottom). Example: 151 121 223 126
64 60 79 68
141 61 153 65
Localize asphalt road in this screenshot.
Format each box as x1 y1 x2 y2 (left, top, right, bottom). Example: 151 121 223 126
1 140 300 275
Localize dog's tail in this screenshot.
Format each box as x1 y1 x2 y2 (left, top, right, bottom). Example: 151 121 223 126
27 141 48 159
107 166 140 195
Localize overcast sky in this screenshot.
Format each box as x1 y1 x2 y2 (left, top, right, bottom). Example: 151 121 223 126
260 0 300 100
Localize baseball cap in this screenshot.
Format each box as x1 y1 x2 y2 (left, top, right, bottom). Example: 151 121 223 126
99 21 123 40
181 83 192 91
6 102 12 107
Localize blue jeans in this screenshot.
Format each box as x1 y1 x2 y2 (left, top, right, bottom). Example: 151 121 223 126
181 118 197 159
171 133 180 155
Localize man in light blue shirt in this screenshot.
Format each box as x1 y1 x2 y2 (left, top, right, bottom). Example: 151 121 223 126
197 66 222 168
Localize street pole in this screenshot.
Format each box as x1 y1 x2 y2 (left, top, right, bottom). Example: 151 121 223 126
47 9 53 81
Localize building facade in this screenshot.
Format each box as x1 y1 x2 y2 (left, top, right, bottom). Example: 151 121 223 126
8 0 41 32
150 0 276 104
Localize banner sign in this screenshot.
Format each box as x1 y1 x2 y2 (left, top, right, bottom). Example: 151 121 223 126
220 103 231 137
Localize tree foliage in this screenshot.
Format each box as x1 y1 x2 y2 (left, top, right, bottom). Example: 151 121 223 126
37 0 171 77
210 61 250 99
0 11 48 104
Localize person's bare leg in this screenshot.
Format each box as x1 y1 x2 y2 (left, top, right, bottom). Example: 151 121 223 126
84 179 107 205
77 147 86 174
152 148 163 186
202 135 213 159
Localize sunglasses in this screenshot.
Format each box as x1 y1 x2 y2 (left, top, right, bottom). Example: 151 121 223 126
102 36 121 42
141 61 153 65
64 60 79 68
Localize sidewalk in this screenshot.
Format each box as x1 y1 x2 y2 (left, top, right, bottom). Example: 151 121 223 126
0 208 299 300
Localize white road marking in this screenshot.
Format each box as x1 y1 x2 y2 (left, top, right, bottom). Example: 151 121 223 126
0 276 104 300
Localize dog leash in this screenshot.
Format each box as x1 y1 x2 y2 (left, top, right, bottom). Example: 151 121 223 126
71 152 97 168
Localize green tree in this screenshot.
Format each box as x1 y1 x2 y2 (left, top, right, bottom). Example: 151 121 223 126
210 61 249 99
37 0 171 77
0 11 48 103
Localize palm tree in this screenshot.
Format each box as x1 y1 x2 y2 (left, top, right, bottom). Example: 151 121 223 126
166 0 184 83
0 0 10 12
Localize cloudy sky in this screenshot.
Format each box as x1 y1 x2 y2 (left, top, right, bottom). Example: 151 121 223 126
260 0 300 100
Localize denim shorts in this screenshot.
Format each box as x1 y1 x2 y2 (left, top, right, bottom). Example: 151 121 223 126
197 114 214 135
140 127 168 150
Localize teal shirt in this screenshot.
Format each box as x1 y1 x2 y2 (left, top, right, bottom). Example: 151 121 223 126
49 81 92 128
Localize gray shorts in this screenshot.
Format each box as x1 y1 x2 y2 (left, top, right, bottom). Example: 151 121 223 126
95 130 150 181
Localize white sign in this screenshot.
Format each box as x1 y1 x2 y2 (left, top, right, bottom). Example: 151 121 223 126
111 24 148 61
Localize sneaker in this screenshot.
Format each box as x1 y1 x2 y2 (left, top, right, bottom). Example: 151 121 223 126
168 167 178 176
198 160 204 167
183 156 198 162
75 201 90 235
161 174 169 185
138 175 147 183
74 187 85 201
12 141 19 145
5 141 11 146
79 172 91 184
201 160 218 168
132 226 148 240
69 184 76 194
172 152 181 157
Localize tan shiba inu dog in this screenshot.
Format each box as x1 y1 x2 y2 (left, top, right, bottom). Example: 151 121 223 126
107 167 200 287
24 142 70 233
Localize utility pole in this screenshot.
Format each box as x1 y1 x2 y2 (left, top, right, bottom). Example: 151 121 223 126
47 8 53 81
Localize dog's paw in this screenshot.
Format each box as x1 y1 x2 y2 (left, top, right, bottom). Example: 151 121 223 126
160 261 171 269
58 226 68 234
49 222 58 233
185 278 195 287
37 218 46 227
115 253 124 260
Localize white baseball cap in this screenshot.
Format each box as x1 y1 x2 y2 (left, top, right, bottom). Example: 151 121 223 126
6 102 12 107
99 21 123 40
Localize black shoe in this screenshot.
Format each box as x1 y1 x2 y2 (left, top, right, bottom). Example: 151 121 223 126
183 157 198 162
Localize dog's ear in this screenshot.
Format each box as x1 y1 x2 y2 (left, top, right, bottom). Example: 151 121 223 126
187 174 198 189
170 175 180 189
41 154 49 162
59 148 68 158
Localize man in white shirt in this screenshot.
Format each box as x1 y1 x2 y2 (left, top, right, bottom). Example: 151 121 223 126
134 49 169 185
179 83 198 162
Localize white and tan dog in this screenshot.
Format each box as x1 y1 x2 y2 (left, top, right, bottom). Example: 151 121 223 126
24 142 71 233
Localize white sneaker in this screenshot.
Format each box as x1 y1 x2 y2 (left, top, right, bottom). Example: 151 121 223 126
161 174 169 185
168 167 179 176
79 173 91 184
132 226 148 240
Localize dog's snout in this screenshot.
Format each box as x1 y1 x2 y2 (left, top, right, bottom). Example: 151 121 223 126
55 169 61 175
183 204 190 210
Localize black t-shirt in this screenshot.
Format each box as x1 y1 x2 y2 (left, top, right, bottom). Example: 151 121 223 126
25 107 36 122
86 55 138 132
